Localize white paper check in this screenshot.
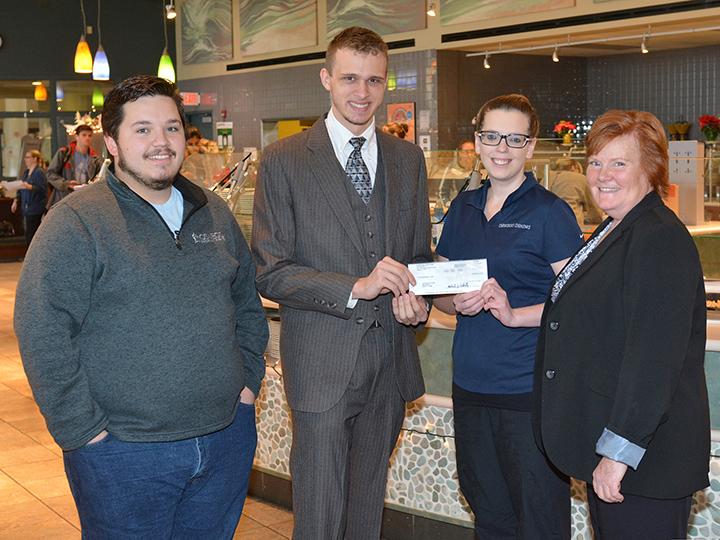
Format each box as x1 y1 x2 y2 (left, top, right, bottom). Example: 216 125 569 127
409 259 488 296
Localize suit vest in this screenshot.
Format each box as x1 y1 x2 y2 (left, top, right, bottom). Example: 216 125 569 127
342 148 393 329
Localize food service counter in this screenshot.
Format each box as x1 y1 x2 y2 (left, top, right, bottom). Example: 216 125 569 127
254 298 720 538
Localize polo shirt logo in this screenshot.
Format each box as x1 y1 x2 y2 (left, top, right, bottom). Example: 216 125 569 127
191 232 226 243
497 223 531 230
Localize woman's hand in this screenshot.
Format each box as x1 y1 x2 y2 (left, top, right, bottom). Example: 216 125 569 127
11 200 17 214
452 289 485 316
392 292 429 326
478 278 515 326
592 457 628 503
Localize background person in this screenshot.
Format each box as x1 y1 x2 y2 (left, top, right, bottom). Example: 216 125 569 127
535 109 709 539
547 157 603 226
432 94 582 539
12 150 47 246
46 124 103 207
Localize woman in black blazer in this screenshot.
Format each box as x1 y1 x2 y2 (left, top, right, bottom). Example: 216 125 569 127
535 110 710 539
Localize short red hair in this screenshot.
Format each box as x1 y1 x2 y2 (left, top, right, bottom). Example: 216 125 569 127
586 110 669 197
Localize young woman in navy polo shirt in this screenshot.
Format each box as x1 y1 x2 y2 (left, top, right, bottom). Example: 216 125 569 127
434 94 582 539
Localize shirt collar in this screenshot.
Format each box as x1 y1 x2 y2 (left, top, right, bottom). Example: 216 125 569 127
467 171 538 211
325 108 376 152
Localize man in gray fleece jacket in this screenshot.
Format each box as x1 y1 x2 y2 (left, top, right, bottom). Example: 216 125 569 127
14 75 268 539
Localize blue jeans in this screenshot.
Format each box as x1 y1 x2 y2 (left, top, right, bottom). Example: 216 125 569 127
63 403 257 539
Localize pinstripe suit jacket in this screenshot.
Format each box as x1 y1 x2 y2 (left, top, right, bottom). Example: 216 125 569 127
251 119 431 413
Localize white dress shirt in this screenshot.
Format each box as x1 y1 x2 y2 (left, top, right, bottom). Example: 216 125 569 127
325 109 379 308
325 108 378 186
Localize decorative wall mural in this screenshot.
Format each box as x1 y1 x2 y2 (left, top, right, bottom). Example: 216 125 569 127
239 0 317 56
181 0 233 64
327 0 426 40
440 0 574 26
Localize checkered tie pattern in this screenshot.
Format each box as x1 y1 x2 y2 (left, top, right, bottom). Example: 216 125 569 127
345 137 372 204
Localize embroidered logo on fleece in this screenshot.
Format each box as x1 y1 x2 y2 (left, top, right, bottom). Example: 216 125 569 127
497 223 531 230
191 232 226 244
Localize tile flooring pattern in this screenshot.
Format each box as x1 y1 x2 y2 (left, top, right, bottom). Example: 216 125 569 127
0 262 293 539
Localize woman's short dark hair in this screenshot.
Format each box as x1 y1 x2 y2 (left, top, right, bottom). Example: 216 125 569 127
101 75 184 142
474 94 540 138
586 110 669 197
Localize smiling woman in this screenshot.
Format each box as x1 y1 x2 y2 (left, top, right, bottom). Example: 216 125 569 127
431 93 582 539
535 110 709 539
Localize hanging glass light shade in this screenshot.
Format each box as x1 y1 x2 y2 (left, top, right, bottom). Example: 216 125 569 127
92 87 105 107
157 48 176 83
93 45 110 80
74 35 93 73
34 83 48 101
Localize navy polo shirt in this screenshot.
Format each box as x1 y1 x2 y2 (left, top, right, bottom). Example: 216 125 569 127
437 173 582 397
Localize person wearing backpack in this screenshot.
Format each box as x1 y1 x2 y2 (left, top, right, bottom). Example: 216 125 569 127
46 124 103 207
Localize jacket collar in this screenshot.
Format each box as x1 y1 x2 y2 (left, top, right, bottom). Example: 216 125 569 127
106 164 208 215
550 190 663 305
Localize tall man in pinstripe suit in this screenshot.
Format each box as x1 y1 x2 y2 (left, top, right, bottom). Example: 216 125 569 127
252 27 432 540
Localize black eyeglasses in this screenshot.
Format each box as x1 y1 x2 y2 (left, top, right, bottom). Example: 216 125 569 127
475 131 531 149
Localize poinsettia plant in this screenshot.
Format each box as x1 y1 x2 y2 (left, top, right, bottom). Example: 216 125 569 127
699 114 720 141
553 120 576 136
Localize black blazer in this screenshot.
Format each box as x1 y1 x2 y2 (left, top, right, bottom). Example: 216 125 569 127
535 191 709 499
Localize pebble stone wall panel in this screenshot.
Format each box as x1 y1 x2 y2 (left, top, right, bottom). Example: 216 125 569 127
255 366 720 538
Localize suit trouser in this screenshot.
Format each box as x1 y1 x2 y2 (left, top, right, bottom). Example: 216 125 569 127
289 325 405 540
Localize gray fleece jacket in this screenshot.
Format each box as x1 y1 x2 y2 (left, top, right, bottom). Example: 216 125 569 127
14 168 268 451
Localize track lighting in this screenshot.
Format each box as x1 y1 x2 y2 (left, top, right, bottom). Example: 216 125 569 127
552 46 559 62
483 53 491 69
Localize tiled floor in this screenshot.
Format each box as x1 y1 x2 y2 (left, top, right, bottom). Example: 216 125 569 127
0 261 293 539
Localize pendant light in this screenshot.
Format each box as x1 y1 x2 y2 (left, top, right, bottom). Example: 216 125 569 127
165 0 177 19
92 0 110 80
74 0 93 73
92 87 105 108
34 82 48 101
157 0 176 82
56 83 65 102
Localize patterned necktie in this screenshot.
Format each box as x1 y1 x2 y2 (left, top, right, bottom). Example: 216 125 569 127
345 137 372 204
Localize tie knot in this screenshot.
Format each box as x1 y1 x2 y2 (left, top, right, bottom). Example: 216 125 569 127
349 137 366 151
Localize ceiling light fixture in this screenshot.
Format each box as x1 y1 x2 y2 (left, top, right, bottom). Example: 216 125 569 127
483 53 491 69
92 0 110 80
552 46 560 62
641 35 649 54
426 2 436 17
466 24 720 61
165 0 177 20
157 0 176 82
74 0 93 73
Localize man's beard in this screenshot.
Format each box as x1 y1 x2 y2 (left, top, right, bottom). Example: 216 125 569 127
116 148 177 191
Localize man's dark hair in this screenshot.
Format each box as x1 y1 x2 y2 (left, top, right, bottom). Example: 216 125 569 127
326 27 388 73
101 75 184 141
75 124 93 135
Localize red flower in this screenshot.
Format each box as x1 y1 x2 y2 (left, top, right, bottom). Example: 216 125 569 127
553 120 576 135
699 114 720 130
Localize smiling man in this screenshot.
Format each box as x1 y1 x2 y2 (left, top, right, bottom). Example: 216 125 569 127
252 27 432 539
14 75 268 538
